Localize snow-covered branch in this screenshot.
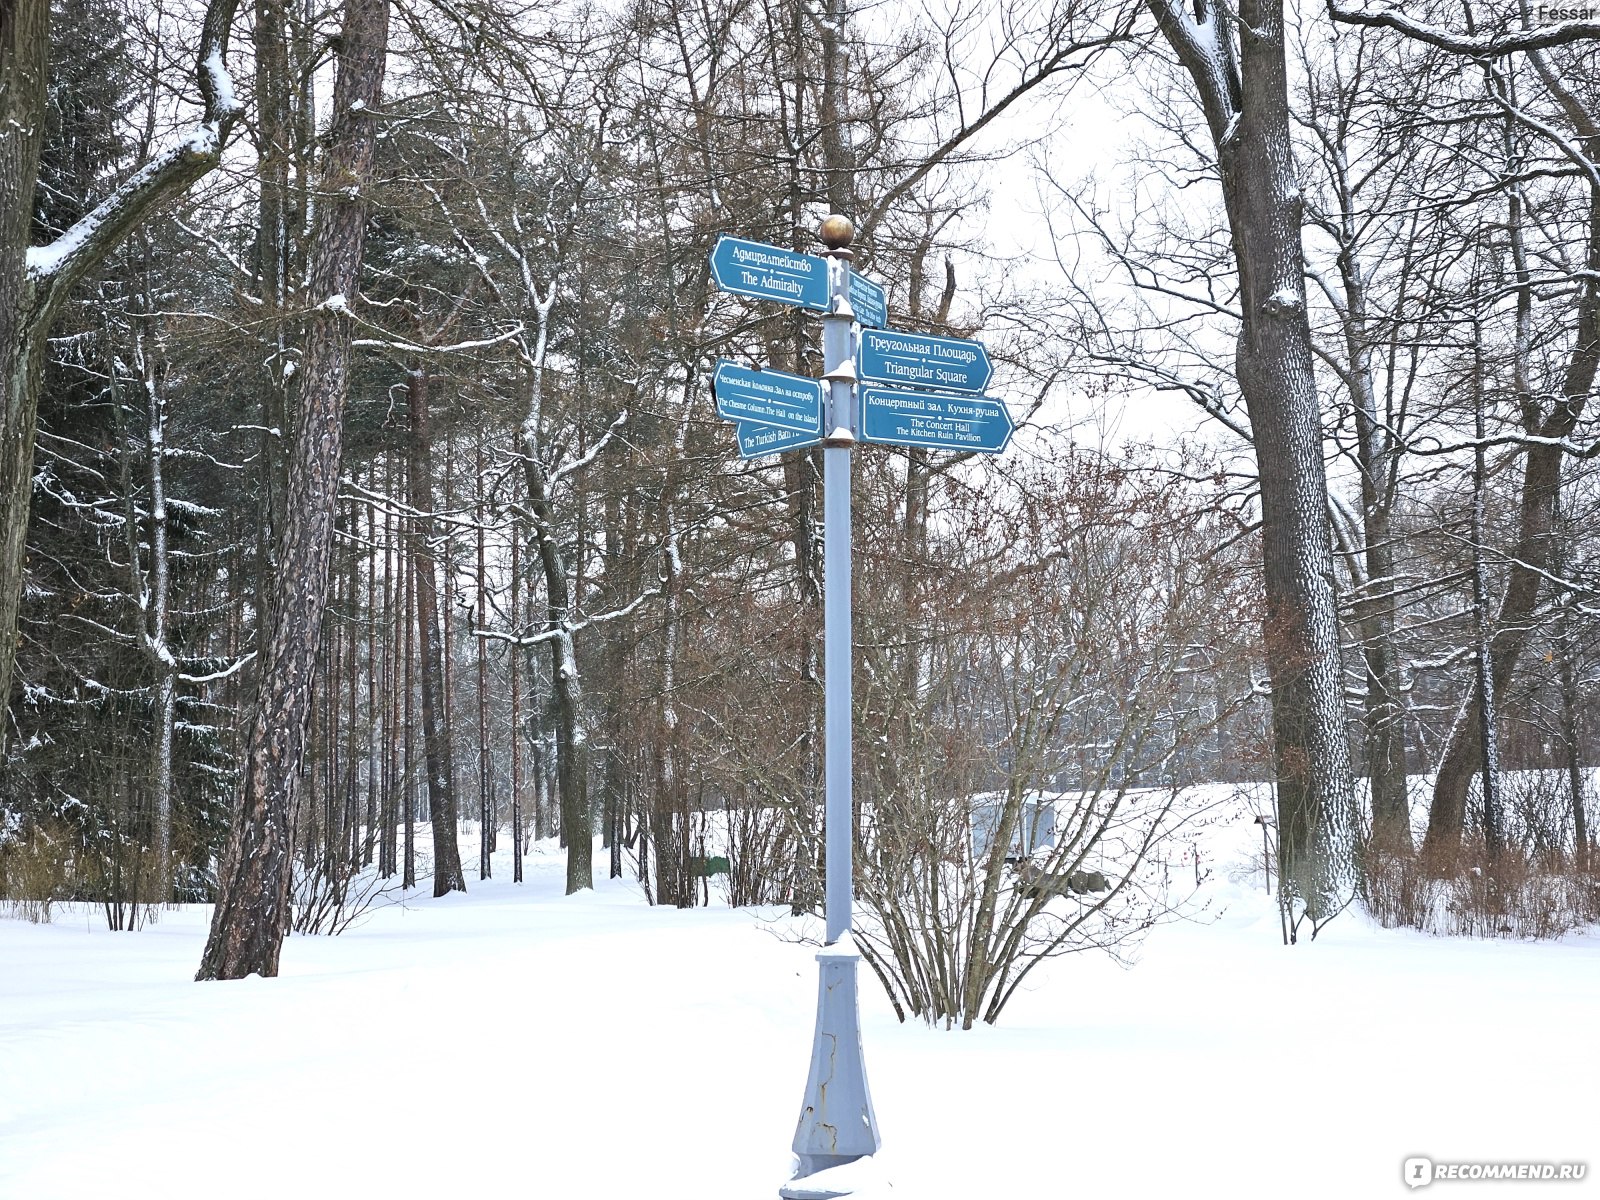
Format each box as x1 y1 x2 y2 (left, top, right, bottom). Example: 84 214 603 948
1328 2 1600 56
551 409 630 486
472 587 662 648
179 652 257 685
25 0 243 320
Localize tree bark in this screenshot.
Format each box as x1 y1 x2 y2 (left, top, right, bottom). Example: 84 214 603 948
1423 191 1599 858
0 0 50 737
476 432 492 878
1335 249 1409 848
521 364 590 891
1149 0 1356 920
1557 613 1589 871
406 363 465 896
510 525 525 881
197 0 388 980
402 475 416 888
363 467 379 866
251 0 293 666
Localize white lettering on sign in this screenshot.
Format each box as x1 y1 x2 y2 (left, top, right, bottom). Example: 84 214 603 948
730 245 819 275
866 334 979 365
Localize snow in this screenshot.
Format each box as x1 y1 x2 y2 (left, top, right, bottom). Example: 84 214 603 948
202 49 240 119
25 220 97 280
2 810 1595 1200
26 125 222 284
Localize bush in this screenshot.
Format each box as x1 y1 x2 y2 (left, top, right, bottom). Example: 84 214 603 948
1363 842 1600 939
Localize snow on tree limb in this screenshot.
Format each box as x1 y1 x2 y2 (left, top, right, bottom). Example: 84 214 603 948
25 0 242 314
1327 1 1600 55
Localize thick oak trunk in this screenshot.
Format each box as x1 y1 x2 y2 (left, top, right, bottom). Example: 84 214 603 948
1151 0 1356 919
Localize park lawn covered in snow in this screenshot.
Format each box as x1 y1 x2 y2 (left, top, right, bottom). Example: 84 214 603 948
2 813 1596 1200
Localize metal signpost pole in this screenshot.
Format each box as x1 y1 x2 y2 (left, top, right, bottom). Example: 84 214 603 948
781 215 880 1200
703 215 1004 1195
821 221 855 949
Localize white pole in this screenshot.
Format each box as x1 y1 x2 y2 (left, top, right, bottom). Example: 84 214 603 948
823 366 853 939
783 215 880 1196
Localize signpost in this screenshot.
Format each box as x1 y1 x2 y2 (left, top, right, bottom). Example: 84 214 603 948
859 385 1013 454
858 327 992 393
847 268 888 329
713 360 824 435
709 235 829 311
737 421 822 459
706 217 1012 1200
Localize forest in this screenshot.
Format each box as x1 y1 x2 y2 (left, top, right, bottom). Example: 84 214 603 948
1 0 1597 1021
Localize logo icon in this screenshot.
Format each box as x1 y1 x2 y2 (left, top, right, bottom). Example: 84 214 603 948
1404 1157 1435 1189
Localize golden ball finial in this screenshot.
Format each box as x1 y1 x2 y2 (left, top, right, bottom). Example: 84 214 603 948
818 214 855 250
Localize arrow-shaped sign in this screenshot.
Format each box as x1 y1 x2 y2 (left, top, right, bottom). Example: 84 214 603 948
858 328 991 394
709 236 829 311
736 421 822 459
858 385 1013 454
713 360 824 435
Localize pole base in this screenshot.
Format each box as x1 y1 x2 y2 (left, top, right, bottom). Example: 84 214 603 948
780 1150 889 1199
788 941 880 1183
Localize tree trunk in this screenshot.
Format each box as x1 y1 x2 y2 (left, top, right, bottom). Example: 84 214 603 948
0 0 50 734
142 346 177 892
1557 616 1589 872
1469 331 1503 863
602 484 625 880
406 363 465 896
380 452 399 878
475 431 493 879
363 468 379 866
510 526 525 881
1335 251 1409 848
196 0 388 981
523 446 590 891
1150 0 1356 921
402 475 416 889
252 0 293 664
1424 196 1599 858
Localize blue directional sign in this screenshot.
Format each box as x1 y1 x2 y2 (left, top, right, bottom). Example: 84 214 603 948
736 421 822 459
859 385 1013 454
848 269 888 329
709 236 829 312
858 328 991 394
713 360 823 435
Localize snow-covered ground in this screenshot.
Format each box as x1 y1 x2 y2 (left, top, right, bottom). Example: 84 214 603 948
3 811 1595 1200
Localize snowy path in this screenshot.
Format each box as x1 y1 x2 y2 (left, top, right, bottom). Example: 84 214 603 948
2 832 1596 1200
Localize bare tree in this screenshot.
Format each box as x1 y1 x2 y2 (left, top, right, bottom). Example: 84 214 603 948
853 451 1252 1026
1145 0 1357 923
